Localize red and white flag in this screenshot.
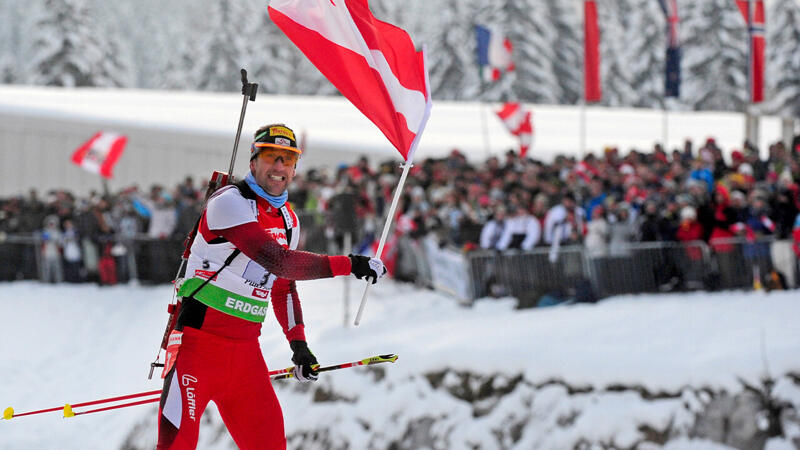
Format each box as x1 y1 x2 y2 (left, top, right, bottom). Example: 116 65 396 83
70 132 127 179
268 0 432 162
496 102 533 158
584 0 601 102
735 0 765 103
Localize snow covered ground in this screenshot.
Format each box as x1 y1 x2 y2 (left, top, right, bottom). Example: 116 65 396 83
0 279 799 449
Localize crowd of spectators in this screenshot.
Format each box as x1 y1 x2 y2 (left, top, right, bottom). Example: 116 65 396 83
2 134 800 289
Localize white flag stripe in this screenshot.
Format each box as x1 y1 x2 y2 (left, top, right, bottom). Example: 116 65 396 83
270 0 427 135
82 132 120 174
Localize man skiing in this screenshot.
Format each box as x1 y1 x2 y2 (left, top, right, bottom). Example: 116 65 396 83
157 123 386 449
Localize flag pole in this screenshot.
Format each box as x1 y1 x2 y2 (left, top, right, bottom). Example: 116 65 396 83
353 159 413 326
580 0 587 157
662 103 669 152
354 46 433 326
480 101 492 158
745 0 753 144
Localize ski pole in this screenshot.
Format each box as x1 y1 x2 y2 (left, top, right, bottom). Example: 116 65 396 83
148 69 258 380
271 354 398 380
4 354 397 420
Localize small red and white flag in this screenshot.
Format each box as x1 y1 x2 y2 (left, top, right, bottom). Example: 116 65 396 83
70 132 127 179
496 102 533 158
268 0 432 162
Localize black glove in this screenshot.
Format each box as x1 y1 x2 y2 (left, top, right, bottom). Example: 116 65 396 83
290 340 318 383
348 254 387 284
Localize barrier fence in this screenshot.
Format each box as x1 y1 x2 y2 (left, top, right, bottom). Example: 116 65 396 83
1 217 796 304
412 236 796 304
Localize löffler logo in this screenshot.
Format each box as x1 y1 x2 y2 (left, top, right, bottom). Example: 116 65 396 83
182 374 198 421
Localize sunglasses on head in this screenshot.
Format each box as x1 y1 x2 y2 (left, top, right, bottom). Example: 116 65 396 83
252 144 300 165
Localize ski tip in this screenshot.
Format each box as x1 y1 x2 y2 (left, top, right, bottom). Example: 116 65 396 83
2 406 13 420
63 404 75 418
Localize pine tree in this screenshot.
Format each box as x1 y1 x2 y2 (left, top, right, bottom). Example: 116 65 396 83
682 0 748 111
30 0 129 87
195 0 253 91
546 0 582 105
597 0 636 107
506 0 560 103
417 0 483 100
767 0 800 118
626 0 665 108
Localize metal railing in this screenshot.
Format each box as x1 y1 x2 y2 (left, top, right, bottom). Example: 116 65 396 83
3 220 796 304
441 236 794 302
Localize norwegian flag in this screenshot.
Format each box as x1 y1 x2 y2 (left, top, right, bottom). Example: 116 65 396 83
70 132 127 179
268 0 432 162
657 0 681 97
496 102 533 158
735 0 766 103
475 25 515 82
584 0 601 102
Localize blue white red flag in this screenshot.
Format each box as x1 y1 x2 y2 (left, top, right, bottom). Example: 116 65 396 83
475 25 514 83
657 0 681 98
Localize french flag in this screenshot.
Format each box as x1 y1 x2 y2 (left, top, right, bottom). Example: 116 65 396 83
268 0 432 162
735 0 766 103
475 24 514 83
70 132 127 179
496 102 533 158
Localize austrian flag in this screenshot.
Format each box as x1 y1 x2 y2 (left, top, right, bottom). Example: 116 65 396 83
268 0 432 162
70 132 127 179
496 102 533 158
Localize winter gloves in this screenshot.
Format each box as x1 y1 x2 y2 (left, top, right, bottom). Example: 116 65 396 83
348 254 387 284
290 340 319 383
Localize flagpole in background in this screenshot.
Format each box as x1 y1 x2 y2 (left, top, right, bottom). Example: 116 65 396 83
580 2 586 157
581 0 601 156
479 83 492 158
746 0 753 145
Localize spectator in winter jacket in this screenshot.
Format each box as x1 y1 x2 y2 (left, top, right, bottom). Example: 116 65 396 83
675 206 704 261
496 204 541 251
584 205 610 257
608 203 637 257
40 214 63 283
480 205 507 250
543 193 585 245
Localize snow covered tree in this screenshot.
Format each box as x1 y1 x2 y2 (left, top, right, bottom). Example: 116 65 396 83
626 0 665 108
681 0 748 111
597 0 637 107
505 0 560 104
413 0 483 100
29 0 129 87
767 0 800 118
545 0 583 105
194 0 253 92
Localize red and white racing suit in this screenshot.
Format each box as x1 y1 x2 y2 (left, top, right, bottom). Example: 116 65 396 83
157 183 351 450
